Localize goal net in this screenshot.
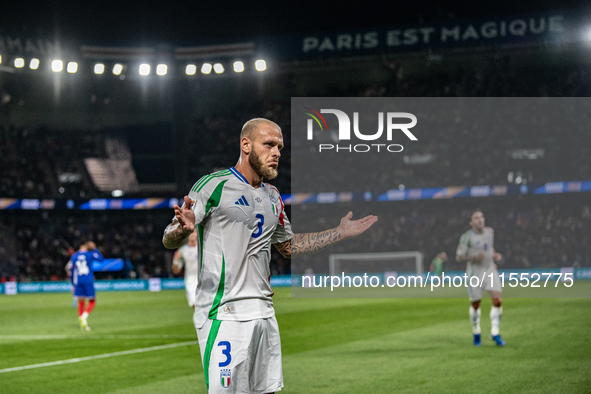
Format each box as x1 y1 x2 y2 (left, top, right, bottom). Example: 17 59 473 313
328 251 424 277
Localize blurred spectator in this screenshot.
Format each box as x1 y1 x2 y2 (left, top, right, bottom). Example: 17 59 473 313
2 56 591 281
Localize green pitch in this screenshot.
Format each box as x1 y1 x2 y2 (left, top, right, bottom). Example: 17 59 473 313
1 288 590 393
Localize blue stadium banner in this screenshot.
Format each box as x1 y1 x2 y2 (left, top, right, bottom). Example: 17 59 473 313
270 275 292 287
94 280 148 292
0 198 179 210
2 181 591 211
17 282 73 293
534 181 591 195
0 199 61 210
575 268 591 280
92 258 127 272
287 181 591 205
161 279 186 290
79 198 178 210
2 276 293 295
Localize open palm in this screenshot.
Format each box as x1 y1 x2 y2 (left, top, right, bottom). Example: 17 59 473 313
337 211 378 239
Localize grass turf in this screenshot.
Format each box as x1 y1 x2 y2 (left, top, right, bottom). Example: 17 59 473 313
1 288 590 393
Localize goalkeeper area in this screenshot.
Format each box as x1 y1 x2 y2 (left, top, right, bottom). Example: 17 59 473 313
2 288 591 393
329 251 424 276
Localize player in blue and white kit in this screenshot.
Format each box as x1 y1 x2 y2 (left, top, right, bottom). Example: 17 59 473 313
456 210 505 347
70 241 103 331
163 118 378 394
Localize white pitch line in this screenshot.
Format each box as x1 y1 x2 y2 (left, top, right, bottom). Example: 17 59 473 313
0 340 199 374
0 334 196 340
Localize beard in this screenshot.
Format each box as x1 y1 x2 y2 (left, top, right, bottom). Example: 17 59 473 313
249 147 278 180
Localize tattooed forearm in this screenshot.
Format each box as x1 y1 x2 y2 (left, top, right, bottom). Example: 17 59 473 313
162 219 192 249
273 212 377 259
291 229 342 257
273 240 292 259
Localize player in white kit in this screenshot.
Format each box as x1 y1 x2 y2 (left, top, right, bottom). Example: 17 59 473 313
163 118 378 393
456 209 505 347
172 231 199 308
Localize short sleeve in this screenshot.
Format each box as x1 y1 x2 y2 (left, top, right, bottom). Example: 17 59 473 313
185 175 226 226
175 248 186 268
456 232 469 256
271 194 294 244
187 189 207 226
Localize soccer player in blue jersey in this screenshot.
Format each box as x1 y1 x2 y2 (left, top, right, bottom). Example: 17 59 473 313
70 241 103 331
164 118 378 393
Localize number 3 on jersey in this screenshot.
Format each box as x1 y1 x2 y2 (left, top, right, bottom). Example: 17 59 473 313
252 214 264 238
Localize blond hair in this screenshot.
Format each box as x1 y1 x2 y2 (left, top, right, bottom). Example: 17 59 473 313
240 118 281 140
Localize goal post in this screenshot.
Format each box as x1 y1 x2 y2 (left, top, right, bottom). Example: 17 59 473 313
328 251 424 276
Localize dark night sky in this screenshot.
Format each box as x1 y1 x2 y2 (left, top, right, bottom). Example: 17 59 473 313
1 1 589 46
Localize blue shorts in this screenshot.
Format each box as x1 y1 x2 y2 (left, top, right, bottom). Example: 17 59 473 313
74 282 96 299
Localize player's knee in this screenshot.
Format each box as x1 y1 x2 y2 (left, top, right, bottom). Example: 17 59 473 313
492 298 502 307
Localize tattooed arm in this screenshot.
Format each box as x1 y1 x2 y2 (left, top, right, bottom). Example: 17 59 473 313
273 211 378 259
274 229 342 259
163 196 196 249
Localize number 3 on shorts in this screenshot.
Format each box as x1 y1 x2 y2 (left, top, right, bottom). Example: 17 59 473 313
218 341 231 367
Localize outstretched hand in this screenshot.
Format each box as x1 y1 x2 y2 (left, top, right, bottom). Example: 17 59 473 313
174 196 196 233
336 211 378 239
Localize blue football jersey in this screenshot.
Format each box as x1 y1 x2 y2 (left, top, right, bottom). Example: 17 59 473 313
70 249 104 285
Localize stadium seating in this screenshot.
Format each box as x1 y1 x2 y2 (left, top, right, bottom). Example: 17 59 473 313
1 60 591 281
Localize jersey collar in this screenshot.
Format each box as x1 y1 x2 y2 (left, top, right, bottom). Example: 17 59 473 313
229 167 265 187
229 167 248 184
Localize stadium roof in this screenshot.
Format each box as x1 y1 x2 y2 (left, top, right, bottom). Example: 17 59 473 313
1 0 589 45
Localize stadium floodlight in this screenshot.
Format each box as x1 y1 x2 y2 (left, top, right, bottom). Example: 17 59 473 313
0 55 2 64
201 63 212 74
112 63 123 75
112 190 124 197
255 59 267 71
30 58 40 70
52 60 63 72
14 58 25 68
213 63 224 74
67 62 78 73
185 64 197 75
139 63 150 76
156 64 167 76
233 61 244 73
94 63 105 74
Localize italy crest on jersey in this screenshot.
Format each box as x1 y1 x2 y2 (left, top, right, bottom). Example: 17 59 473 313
270 196 280 217
220 369 231 388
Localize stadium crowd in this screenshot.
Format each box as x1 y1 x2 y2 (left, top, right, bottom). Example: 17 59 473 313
1 60 590 281
292 194 591 274
2 63 590 200
2 194 589 281
0 211 172 282
190 63 591 194
0 124 102 199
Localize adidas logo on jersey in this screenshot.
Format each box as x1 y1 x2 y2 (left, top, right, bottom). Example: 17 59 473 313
234 196 249 206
